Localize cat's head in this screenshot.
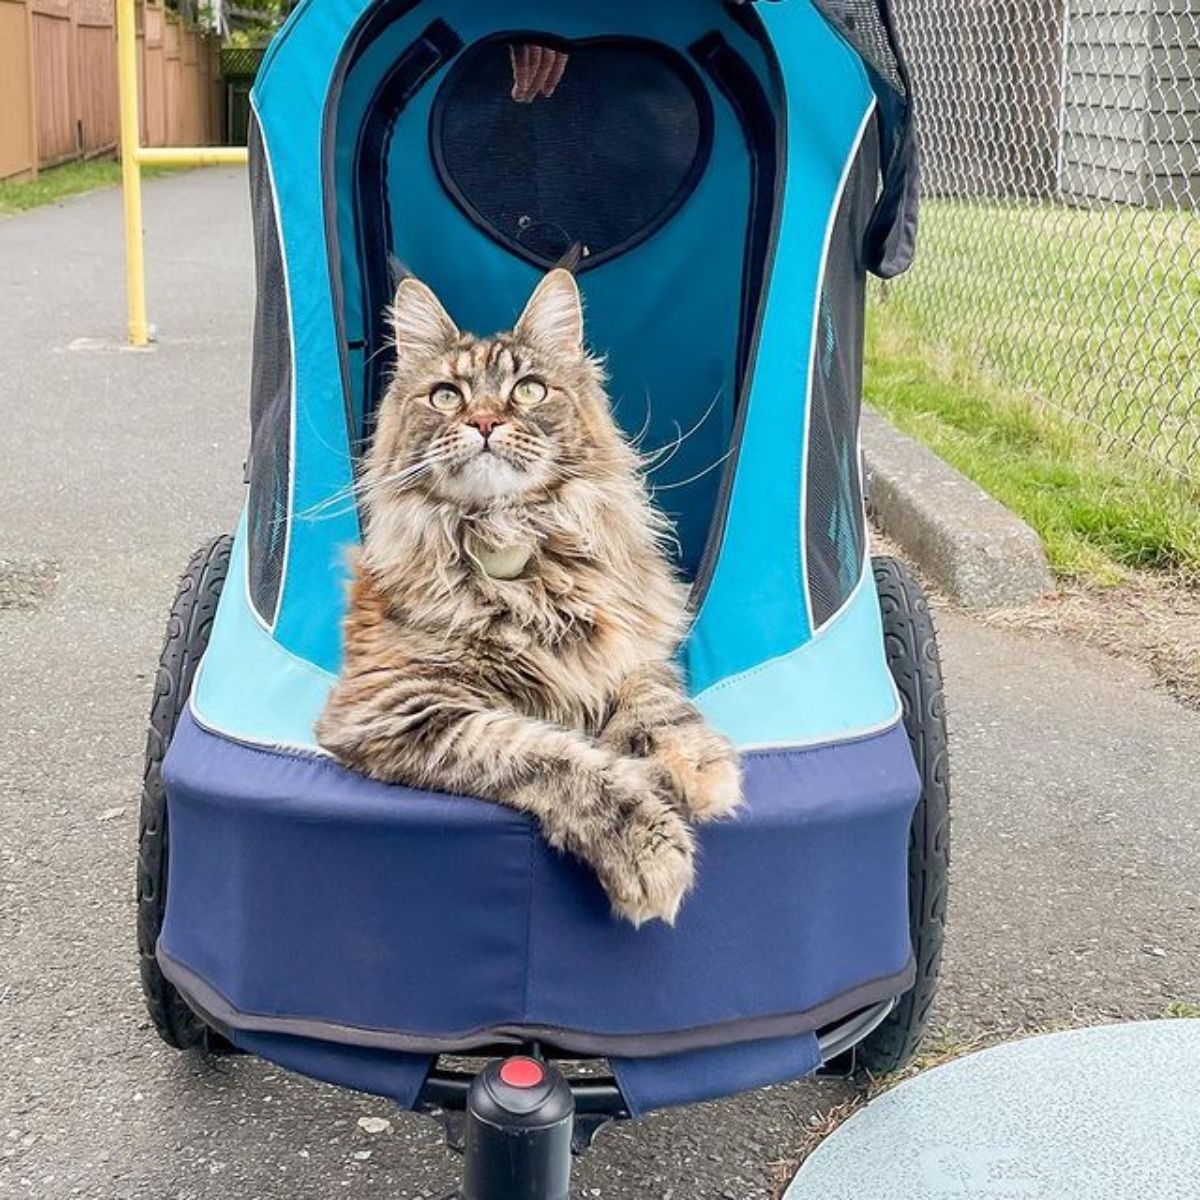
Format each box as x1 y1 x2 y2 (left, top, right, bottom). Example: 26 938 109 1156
367 270 622 510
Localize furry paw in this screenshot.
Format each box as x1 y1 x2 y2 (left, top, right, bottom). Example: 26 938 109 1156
651 725 743 823
597 762 696 927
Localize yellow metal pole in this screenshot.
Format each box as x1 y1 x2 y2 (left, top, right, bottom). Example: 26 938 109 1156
116 0 150 346
136 147 249 167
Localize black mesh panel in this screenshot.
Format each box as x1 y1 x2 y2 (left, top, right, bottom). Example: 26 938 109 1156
246 113 291 625
805 129 880 629
432 37 713 269
811 0 920 278
811 0 907 96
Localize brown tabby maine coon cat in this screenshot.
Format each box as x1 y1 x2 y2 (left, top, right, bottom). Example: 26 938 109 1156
317 270 740 926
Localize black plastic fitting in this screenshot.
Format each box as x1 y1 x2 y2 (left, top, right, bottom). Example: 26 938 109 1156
461 1057 575 1200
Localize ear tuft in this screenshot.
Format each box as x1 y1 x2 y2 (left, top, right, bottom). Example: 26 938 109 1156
390 278 459 362
516 269 584 358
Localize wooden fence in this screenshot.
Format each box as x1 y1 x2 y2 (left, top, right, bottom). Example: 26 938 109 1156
0 0 221 182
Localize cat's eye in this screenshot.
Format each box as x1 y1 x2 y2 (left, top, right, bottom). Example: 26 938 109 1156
512 377 548 408
429 383 463 412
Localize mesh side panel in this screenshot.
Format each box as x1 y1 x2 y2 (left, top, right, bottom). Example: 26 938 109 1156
246 113 291 625
805 129 880 629
812 0 920 279
811 0 907 97
432 37 712 269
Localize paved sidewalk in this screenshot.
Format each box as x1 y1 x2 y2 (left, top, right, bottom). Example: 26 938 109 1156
1 170 1198 1200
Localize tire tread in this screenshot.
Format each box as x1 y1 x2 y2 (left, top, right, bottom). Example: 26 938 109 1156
857 555 951 1075
136 535 232 1049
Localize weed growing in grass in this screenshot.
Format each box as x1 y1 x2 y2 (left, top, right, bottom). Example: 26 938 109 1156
1165 1001 1200 1019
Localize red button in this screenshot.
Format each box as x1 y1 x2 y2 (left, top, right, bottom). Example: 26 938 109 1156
499 1057 545 1089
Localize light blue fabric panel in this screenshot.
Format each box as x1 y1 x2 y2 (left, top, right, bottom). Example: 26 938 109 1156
252 0 369 673
684 2 874 695
191 512 335 750
693 561 901 749
192 517 896 754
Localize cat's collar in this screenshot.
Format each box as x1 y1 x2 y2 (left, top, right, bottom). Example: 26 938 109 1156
465 531 535 581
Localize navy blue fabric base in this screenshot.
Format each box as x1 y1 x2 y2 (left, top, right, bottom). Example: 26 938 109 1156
211 1026 822 1114
159 711 918 1107
228 1028 434 1110
214 1018 822 1114
611 1030 822 1117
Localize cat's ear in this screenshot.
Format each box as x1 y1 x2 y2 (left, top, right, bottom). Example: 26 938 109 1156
390 278 459 361
516 269 584 359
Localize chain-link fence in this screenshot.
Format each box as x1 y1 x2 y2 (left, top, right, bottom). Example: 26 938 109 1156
880 0 1199 484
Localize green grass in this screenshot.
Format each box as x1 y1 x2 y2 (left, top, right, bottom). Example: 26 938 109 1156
866 302 1200 585
886 199 1199 481
0 157 174 217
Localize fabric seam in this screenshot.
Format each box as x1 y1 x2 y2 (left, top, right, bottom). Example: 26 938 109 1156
182 700 905 768
693 562 872 700
156 944 915 1060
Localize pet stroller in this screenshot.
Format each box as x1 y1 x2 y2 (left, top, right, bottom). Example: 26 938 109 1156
137 0 947 1193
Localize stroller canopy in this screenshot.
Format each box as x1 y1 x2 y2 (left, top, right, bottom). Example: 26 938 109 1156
194 0 918 755
160 0 923 1115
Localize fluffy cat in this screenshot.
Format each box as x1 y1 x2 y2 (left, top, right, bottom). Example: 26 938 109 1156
316 270 741 925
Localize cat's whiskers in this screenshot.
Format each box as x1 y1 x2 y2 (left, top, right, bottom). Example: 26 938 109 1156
298 447 458 522
295 478 374 522
374 448 459 495
625 391 655 451
638 390 724 477
647 447 734 494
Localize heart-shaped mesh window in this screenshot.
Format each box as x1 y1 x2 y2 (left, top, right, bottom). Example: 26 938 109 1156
432 36 713 270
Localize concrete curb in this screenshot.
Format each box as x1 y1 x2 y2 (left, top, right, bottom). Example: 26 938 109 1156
861 407 1053 608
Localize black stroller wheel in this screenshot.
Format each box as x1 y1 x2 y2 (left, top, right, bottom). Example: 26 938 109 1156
857 556 950 1076
137 534 233 1050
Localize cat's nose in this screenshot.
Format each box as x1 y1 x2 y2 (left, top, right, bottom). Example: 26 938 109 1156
466 413 505 440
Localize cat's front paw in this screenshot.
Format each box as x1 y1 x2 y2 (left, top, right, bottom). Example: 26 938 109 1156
652 725 743 823
597 764 696 927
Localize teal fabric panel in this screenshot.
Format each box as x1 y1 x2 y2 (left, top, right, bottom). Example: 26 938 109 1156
255 0 764 669
331 9 428 438
684 2 874 695
693 560 900 750
233 0 896 751
341 0 756 575
191 511 335 750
